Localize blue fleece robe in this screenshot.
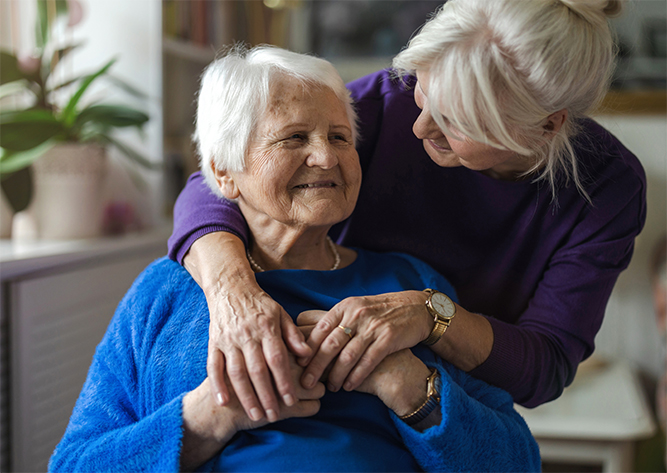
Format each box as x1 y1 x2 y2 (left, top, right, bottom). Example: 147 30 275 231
49 250 541 472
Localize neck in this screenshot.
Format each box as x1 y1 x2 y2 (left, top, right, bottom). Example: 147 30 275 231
247 225 339 272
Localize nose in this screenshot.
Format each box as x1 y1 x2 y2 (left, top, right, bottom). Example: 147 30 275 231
412 105 441 141
305 142 338 170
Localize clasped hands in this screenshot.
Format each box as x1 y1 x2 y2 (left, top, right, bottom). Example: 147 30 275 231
205 290 433 423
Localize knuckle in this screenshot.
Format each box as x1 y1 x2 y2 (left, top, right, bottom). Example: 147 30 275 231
265 349 286 367
247 362 268 377
227 363 246 379
338 347 358 365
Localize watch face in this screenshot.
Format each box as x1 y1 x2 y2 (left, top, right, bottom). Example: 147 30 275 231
431 292 455 318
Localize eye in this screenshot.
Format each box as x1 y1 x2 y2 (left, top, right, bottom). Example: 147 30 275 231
287 133 306 141
330 133 350 143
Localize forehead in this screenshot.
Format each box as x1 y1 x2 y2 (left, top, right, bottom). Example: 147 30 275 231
264 77 344 118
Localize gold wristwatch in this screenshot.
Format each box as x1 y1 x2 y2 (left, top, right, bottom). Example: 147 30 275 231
423 289 456 346
399 367 441 426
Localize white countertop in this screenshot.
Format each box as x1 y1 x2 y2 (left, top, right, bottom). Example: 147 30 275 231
515 358 657 441
0 225 171 280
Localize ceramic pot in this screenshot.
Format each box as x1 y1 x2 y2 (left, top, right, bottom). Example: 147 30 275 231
30 143 107 239
0 189 13 238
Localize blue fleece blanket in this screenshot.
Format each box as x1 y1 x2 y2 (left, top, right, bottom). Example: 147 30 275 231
50 250 540 472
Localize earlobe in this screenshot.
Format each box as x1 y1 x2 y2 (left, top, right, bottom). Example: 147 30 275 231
543 109 568 137
211 162 240 200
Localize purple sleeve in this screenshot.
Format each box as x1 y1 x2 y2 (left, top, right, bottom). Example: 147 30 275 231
167 172 249 264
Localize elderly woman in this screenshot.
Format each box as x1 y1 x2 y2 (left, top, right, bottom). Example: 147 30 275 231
49 47 539 472
169 0 646 421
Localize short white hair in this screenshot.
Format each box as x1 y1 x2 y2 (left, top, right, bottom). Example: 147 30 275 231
393 0 623 202
195 44 359 197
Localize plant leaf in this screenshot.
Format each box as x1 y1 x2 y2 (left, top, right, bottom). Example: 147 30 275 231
0 80 30 100
0 166 33 212
99 134 161 170
0 50 40 85
76 104 149 129
106 74 149 100
43 42 84 80
60 58 117 127
0 110 64 151
0 139 56 175
36 0 69 50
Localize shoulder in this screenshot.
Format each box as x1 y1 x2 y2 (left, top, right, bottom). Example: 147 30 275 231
110 257 202 342
575 118 646 197
346 69 416 103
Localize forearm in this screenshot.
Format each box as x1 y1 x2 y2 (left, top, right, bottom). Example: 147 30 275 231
428 304 494 372
180 385 239 471
391 363 541 472
183 231 256 295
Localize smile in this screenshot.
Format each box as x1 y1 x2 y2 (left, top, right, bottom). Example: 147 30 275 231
293 182 337 189
428 139 452 152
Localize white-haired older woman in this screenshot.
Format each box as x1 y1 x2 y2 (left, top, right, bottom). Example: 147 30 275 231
49 46 540 472
169 0 646 421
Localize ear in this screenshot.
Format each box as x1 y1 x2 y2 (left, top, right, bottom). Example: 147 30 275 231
211 162 240 200
542 109 568 137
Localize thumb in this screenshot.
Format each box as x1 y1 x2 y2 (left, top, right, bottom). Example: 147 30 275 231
282 310 312 357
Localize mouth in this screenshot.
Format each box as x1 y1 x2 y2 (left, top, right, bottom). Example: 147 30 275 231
292 181 338 190
427 139 452 152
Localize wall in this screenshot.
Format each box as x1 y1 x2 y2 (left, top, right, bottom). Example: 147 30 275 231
593 114 667 378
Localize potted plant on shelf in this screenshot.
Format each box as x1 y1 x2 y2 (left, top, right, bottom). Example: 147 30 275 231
0 0 157 239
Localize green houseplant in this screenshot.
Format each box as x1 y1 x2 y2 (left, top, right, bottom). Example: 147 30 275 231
0 0 156 216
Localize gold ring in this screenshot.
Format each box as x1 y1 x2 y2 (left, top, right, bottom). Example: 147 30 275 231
337 325 353 339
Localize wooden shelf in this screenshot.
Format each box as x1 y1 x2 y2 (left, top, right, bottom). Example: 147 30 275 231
162 37 217 64
597 90 667 115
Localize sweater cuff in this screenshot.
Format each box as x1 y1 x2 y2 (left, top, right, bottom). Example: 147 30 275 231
174 226 248 265
468 317 523 398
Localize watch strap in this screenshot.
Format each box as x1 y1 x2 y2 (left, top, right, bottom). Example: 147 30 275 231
399 368 441 426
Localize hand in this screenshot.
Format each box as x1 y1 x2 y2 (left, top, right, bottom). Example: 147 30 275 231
296 291 433 392
181 358 325 470
355 349 432 417
184 232 312 422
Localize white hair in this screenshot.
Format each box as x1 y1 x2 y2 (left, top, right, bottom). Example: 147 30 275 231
195 44 359 197
393 0 623 202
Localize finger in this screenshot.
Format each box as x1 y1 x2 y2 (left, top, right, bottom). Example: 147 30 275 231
301 325 351 389
207 348 230 406
296 380 326 400
324 335 373 392
300 310 343 366
226 348 265 422
283 399 321 419
296 309 327 326
242 342 283 422
262 337 298 407
282 311 312 357
342 343 389 391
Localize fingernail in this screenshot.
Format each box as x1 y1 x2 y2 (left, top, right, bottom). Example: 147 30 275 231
344 382 353 391
283 394 295 406
328 383 339 392
303 374 315 388
250 408 262 421
266 409 278 422
216 393 225 406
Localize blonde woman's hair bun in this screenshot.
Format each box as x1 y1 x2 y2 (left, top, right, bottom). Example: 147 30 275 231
559 0 624 24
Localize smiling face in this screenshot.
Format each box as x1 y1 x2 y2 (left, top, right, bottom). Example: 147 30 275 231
412 70 532 180
214 76 361 234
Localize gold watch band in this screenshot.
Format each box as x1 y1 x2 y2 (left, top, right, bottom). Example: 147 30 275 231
399 367 441 425
423 318 449 345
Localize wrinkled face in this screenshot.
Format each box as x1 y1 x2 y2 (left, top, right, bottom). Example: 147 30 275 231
216 77 361 231
412 70 529 180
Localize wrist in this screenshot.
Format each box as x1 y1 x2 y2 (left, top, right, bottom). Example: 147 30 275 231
387 363 432 417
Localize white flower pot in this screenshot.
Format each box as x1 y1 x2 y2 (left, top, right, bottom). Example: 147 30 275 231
30 143 107 239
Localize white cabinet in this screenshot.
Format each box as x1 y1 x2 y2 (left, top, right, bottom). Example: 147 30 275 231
0 229 169 472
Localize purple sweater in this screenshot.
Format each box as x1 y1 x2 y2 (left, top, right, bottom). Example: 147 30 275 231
168 69 646 407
